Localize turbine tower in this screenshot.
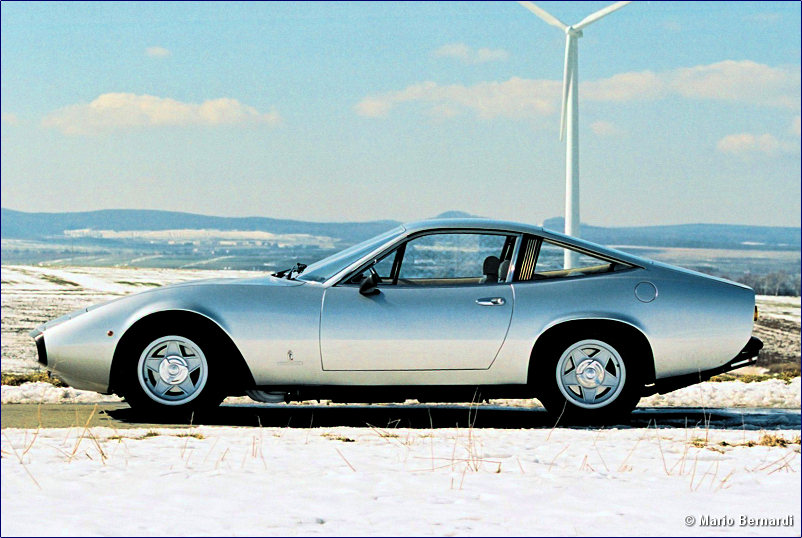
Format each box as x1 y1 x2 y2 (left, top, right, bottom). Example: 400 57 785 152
518 1 631 268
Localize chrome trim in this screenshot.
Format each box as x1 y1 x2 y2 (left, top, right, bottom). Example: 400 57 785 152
505 234 523 283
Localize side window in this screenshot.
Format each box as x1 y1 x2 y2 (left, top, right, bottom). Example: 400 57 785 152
397 233 513 285
371 251 395 281
516 237 620 281
347 249 397 285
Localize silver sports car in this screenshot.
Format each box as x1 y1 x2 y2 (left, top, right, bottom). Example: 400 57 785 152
30 218 762 422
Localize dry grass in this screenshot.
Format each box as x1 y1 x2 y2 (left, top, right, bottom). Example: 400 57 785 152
322 432 355 443
175 432 205 440
691 433 801 451
40 274 80 287
709 370 800 383
2 371 66 387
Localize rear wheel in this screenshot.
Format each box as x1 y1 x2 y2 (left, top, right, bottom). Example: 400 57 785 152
123 331 225 413
537 335 642 424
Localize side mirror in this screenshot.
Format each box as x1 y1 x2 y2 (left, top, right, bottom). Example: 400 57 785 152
359 271 380 296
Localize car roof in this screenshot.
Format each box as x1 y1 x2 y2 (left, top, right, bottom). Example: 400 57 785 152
401 217 648 267
402 217 544 235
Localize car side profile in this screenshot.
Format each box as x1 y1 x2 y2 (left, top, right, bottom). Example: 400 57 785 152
31 218 762 422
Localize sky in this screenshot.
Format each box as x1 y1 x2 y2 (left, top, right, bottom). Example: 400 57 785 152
1 1 800 227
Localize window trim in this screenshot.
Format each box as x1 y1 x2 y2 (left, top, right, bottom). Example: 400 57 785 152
513 234 640 283
336 229 522 288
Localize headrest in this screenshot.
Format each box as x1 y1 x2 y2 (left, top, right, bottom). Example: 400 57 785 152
483 255 500 275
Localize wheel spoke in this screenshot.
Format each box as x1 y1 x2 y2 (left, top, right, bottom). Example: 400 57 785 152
145 357 162 372
152 379 172 396
595 350 612 368
570 350 587 369
600 372 619 388
177 377 196 395
561 370 579 387
580 386 597 403
164 340 182 358
185 356 203 374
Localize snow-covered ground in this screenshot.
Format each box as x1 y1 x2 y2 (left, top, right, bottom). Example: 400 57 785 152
2 424 800 536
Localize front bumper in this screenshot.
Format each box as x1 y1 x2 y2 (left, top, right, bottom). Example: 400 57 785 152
643 336 764 396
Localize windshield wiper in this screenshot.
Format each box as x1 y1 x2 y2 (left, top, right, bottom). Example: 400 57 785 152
273 262 307 280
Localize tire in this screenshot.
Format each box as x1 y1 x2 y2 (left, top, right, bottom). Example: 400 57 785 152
536 334 642 424
121 330 226 414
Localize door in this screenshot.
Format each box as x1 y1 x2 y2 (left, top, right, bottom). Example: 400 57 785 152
320 231 516 370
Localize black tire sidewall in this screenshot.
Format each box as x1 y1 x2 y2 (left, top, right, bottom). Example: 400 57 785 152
536 332 642 424
122 329 225 413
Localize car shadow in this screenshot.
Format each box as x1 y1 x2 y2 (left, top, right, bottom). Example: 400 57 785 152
105 404 801 431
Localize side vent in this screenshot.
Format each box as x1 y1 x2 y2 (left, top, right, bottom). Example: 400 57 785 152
517 236 540 281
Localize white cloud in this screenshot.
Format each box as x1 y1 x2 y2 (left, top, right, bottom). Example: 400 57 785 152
433 43 509 65
716 133 798 157
146 46 170 58
43 93 281 135
355 78 559 120
669 60 800 109
582 70 666 102
355 60 800 119
590 121 624 137
1 113 19 125
792 116 801 137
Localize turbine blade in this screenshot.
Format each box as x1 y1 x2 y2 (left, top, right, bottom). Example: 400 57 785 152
559 36 576 141
573 1 632 30
518 1 567 30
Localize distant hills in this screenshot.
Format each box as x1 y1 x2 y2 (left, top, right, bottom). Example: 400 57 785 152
541 217 800 251
0 208 398 246
2 208 798 251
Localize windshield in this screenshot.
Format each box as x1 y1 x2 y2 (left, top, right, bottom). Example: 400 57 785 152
297 226 405 283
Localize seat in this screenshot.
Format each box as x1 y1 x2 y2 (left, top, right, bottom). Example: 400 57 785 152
479 255 500 284
498 259 510 282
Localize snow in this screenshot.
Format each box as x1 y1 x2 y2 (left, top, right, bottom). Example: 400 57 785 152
3 377 800 409
2 424 800 536
1 382 124 405
756 295 801 324
639 377 801 409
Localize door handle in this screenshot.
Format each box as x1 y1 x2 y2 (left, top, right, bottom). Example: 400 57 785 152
475 297 506 306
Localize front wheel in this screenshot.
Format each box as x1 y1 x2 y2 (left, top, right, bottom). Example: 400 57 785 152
123 332 225 413
537 336 642 424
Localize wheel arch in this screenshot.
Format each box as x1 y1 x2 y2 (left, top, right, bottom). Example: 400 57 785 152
109 309 255 395
528 318 656 386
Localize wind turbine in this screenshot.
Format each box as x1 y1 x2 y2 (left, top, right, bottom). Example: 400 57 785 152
518 1 631 268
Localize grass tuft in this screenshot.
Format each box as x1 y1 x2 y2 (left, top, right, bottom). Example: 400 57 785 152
175 432 205 439
709 370 799 384
2 371 67 387
41 274 80 287
322 432 355 442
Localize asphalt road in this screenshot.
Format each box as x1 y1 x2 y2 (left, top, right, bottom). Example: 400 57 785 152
2 403 799 430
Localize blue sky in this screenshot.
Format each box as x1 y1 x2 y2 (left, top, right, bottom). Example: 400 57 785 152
1 1 800 227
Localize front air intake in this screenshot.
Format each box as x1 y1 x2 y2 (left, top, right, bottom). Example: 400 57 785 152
34 334 48 366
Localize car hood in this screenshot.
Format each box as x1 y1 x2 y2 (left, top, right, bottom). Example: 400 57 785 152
31 274 305 335
155 274 305 289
